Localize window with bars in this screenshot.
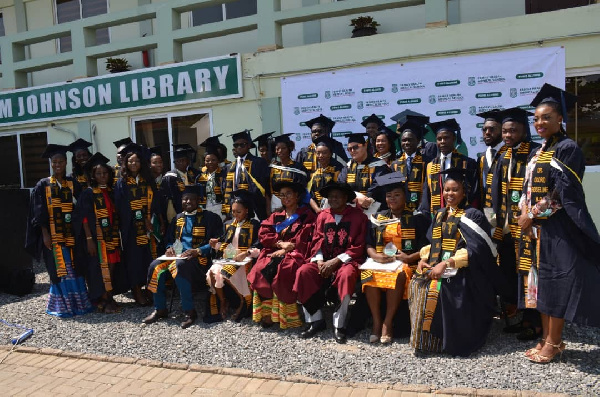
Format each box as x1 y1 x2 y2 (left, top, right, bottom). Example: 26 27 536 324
56 0 109 52
191 0 257 26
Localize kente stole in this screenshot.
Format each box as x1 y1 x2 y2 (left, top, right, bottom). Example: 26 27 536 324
218 219 255 278
346 160 378 195
45 176 75 277
197 166 223 207
392 152 425 211
308 165 340 203
482 146 508 208
426 152 468 213
302 144 317 173
92 187 120 291
127 176 153 246
223 158 263 214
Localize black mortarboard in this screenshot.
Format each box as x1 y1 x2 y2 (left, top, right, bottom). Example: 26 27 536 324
113 137 132 148
230 189 255 211
273 133 294 145
390 109 427 125
376 126 398 143
500 107 533 125
428 118 463 144
182 185 202 197
199 134 222 148
530 83 578 117
476 109 503 124
272 180 306 196
41 144 69 159
305 114 335 131
375 172 406 193
204 144 221 159
172 143 196 159
314 135 336 153
229 129 255 148
399 119 426 141
149 146 162 157
120 142 145 157
84 152 110 173
252 131 275 146
318 182 356 203
344 133 369 145
361 114 385 128
436 167 473 188
68 138 92 153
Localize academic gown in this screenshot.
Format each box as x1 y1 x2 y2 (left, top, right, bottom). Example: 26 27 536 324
338 155 390 207
527 134 600 327
295 141 349 175
308 158 345 205
224 153 270 220
163 167 200 214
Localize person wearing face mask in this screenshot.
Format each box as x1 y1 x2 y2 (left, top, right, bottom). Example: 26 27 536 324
516 84 600 364
26 144 93 317
295 114 348 175
409 168 498 357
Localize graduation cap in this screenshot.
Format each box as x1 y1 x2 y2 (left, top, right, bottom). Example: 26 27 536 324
500 107 533 125
344 133 369 145
376 126 398 143
318 182 356 203
252 131 275 146
182 185 202 197
305 114 335 131
428 118 463 144
120 142 146 158
272 180 306 196
203 144 222 160
390 109 428 125
84 152 110 173
361 114 385 128
113 137 133 149
476 109 503 124
230 189 256 212
314 135 336 153
375 172 406 193
68 138 92 154
229 129 256 148
530 83 577 119
149 146 162 157
398 119 426 141
172 143 196 159
199 134 222 148
41 144 69 159
273 133 294 145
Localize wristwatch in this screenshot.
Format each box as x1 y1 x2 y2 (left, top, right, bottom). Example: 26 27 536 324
527 211 535 219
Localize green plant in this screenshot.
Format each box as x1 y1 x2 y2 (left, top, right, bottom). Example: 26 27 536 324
105 57 131 73
350 16 380 29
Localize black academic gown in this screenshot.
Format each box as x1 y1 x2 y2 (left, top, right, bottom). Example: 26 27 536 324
226 153 270 220
163 167 200 214
338 155 390 206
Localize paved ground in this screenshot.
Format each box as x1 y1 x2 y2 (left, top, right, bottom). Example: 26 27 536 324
0 346 568 397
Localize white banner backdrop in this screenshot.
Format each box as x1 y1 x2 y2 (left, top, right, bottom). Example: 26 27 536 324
281 47 565 158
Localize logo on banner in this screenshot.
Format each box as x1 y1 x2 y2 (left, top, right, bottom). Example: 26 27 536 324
397 98 421 105
329 88 356 98
476 92 502 99
362 87 384 94
357 101 364 110
476 75 506 84
298 93 318 99
468 77 476 86
325 91 331 99
437 93 464 103
391 84 398 93
519 86 543 97
332 131 352 138
470 137 477 146
476 123 484 128
428 95 436 104
331 104 352 111
333 115 357 124
435 80 460 87
294 107 300 115
436 109 461 116
365 99 390 108
469 106 477 116
516 72 544 79
398 82 426 91
510 88 518 98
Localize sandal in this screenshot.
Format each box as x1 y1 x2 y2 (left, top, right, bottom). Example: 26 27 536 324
528 341 566 364
369 335 380 344
524 338 545 358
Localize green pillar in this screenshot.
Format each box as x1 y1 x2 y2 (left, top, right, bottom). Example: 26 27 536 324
257 0 282 52
302 0 321 45
156 7 182 64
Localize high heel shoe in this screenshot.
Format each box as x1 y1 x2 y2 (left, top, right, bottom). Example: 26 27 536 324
524 338 545 358
380 335 393 344
528 341 566 364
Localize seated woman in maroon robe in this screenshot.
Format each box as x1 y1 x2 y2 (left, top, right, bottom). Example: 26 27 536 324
247 181 317 329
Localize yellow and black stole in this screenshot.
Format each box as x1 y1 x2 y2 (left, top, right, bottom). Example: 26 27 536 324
346 159 383 195
223 158 265 214
113 165 121 186
218 219 255 278
392 151 425 211
308 165 340 203
429 207 464 264
174 211 208 266
75 172 89 189
481 146 508 208
92 187 120 291
127 176 153 246
45 176 75 277
426 152 468 213
492 143 531 247
196 166 223 207
302 144 317 173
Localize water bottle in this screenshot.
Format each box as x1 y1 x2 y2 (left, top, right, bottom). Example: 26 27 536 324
383 242 397 257
172 238 183 256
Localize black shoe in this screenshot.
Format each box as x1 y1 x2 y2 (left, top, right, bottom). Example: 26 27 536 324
299 319 326 339
143 309 168 324
181 310 197 329
334 328 347 344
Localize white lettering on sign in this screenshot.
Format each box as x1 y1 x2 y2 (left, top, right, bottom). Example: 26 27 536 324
141 77 156 100
177 72 193 95
214 66 228 90
195 69 211 92
0 99 12 118
159 74 174 97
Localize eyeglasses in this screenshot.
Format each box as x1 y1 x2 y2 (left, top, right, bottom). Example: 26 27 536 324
347 145 362 152
233 143 247 148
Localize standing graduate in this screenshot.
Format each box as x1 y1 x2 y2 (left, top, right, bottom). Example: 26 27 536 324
295 114 348 175
307 135 345 213
148 146 168 257
163 143 199 218
409 168 498 356
68 138 93 194
74 152 125 313
362 113 386 156
252 131 276 163
389 109 438 160
418 119 479 217
112 137 133 185
25 144 93 317
268 133 309 212
222 129 270 220
195 144 226 218
476 110 505 209
114 143 158 306
338 133 390 212
517 84 600 363
390 116 431 213
373 126 398 166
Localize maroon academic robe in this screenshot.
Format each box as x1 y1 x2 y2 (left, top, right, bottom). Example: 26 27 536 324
247 206 316 303
294 205 368 304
